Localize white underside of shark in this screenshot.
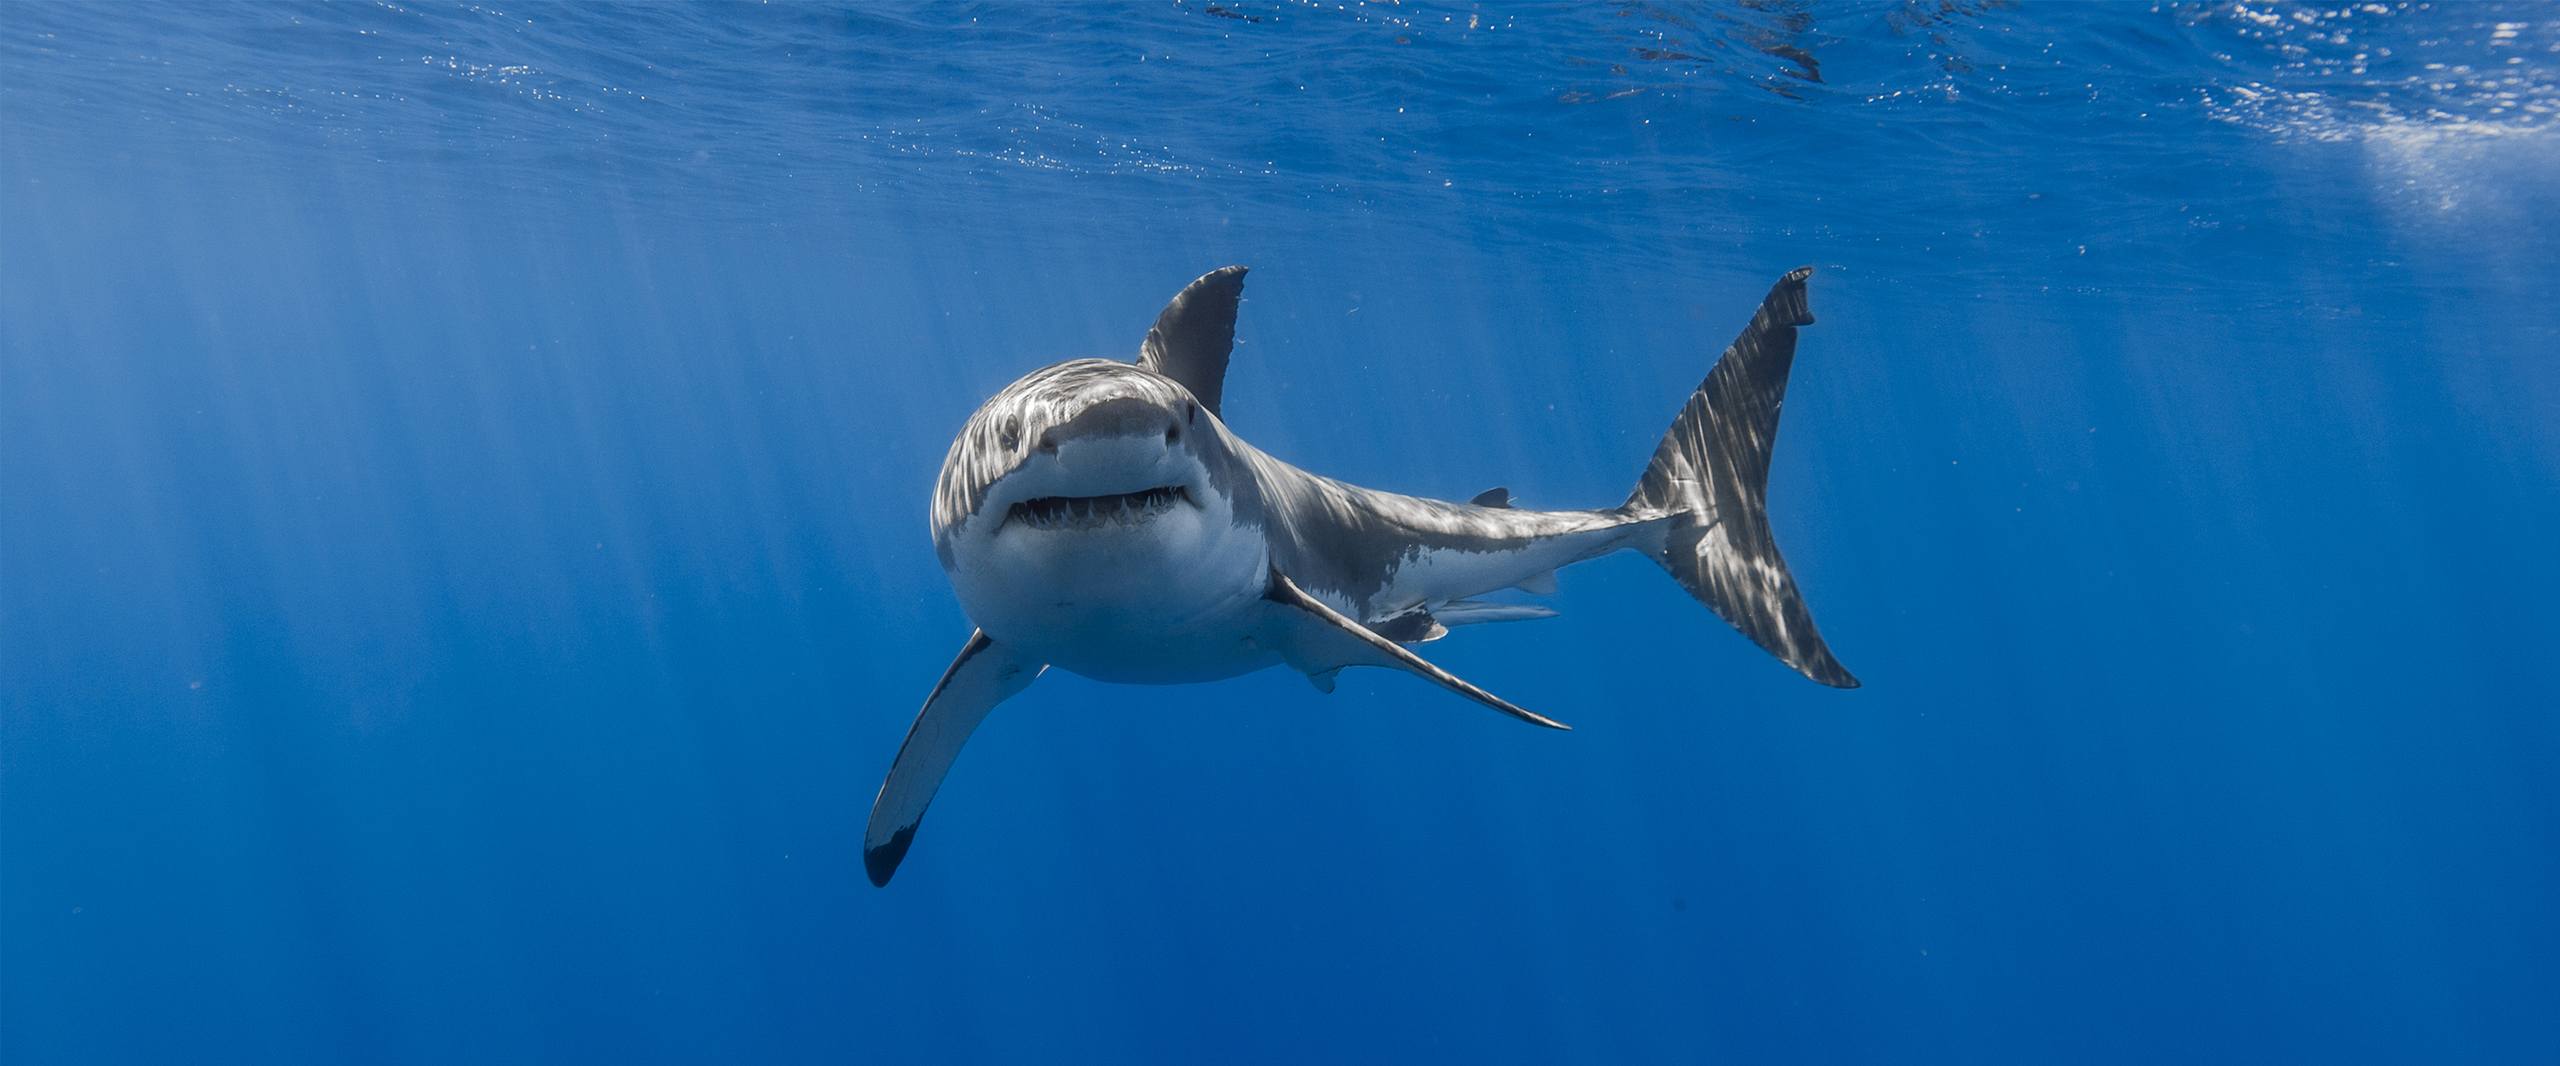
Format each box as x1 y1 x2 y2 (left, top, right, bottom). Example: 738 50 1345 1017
862 266 1858 885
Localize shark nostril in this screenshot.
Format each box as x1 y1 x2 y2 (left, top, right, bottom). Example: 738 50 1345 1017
1038 434 1057 455
1164 422 1181 446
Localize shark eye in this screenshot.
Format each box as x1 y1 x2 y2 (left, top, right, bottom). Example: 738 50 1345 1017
1185 401 1199 425
1165 422 1182 445
998 416 1022 451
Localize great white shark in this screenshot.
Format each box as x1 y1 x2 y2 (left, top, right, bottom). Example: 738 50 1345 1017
864 266 1857 886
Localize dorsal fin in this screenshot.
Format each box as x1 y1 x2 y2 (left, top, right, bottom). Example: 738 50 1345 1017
1469 487 1513 508
1137 266 1248 417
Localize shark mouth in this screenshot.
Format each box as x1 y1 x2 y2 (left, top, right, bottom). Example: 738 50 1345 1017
1006 485 1193 531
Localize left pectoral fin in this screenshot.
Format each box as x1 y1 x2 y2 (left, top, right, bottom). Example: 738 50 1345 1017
864 630 1046 887
1262 569 1569 731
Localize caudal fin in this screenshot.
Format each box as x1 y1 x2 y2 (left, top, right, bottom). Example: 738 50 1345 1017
1624 267 1858 688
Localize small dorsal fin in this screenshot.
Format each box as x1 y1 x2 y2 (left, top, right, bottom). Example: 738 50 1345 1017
1469 487 1513 508
1137 266 1248 417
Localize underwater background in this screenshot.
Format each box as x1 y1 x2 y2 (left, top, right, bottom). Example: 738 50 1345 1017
4 2 2556 1062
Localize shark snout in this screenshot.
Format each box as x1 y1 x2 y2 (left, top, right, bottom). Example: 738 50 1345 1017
1034 429 1181 484
995 395 1211 536
1036 395 1186 455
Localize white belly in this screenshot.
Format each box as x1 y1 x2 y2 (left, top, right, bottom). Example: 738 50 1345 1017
946 503 1277 683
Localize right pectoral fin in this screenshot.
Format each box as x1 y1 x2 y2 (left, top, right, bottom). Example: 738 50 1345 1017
1263 569 1570 731
864 630 1045 887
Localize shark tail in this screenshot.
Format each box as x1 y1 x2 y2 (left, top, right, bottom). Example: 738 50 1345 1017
1621 267 1858 688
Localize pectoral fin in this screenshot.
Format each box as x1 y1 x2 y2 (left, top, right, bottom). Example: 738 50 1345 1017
864 630 1045 887
1263 569 1569 731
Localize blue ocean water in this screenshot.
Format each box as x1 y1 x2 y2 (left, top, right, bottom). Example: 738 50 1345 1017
4 1 2556 1061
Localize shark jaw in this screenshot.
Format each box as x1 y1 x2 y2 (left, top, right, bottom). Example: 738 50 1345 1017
936 360 1277 685
1003 484 1197 532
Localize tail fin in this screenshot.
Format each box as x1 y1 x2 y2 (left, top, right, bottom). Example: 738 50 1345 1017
1623 267 1858 688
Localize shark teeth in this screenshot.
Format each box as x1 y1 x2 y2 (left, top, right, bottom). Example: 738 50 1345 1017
1007 485 1192 531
